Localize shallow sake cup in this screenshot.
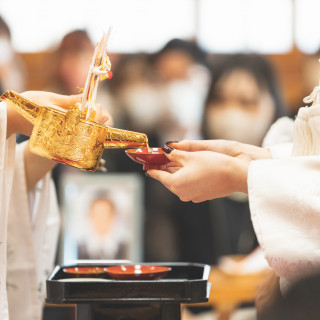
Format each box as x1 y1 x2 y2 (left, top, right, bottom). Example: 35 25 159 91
63 266 108 278
106 265 171 280
125 148 170 170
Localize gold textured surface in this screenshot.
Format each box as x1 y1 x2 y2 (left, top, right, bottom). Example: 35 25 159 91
104 126 148 149
1 90 41 124
1 90 148 171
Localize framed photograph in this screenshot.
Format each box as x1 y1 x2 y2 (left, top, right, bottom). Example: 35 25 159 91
58 170 144 264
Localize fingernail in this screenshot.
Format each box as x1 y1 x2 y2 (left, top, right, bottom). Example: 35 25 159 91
145 172 150 177
162 144 174 154
166 141 179 146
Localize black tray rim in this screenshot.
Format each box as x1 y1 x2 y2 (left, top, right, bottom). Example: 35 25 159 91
46 262 211 304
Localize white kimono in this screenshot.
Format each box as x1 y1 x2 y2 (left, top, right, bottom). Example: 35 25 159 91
249 102 320 293
0 102 60 320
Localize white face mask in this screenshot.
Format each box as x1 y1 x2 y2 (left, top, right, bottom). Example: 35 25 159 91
206 106 274 146
0 38 13 65
123 84 163 130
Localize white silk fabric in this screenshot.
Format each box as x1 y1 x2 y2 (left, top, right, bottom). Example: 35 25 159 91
249 106 320 293
0 100 14 320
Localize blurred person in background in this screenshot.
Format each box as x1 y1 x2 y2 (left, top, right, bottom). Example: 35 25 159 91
107 39 211 262
203 54 287 146
110 39 210 148
147 79 320 318
172 54 288 267
0 16 26 93
1 91 108 320
51 29 94 95
151 39 211 142
49 29 114 114
148 54 294 319
2 90 111 320
0 19 113 320
48 30 114 200
107 52 155 133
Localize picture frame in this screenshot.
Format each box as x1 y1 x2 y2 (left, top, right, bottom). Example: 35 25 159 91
58 170 144 264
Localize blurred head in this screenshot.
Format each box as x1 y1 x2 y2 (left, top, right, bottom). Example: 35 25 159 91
203 54 286 146
0 16 13 66
0 16 26 92
57 29 94 94
88 198 116 237
153 39 208 81
0 15 10 40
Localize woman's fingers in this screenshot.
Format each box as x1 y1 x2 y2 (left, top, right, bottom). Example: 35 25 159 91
46 92 82 107
170 139 239 155
167 139 234 156
95 103 113 126
147 169 174 191
166 166 181 174
165 159 183 173
22 91 82 108
168 140 211 152
22 91 114 126
148 164 191 201
162 148 190 166
56 94 82 107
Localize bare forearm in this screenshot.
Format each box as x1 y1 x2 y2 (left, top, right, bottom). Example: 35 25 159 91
6 105 33 139
23 144 56 192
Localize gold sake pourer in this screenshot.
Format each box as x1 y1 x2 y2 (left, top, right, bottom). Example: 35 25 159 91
1 90 148 171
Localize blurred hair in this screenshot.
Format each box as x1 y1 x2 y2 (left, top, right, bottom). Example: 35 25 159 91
151 38 208 67
0 16 11 39
109 53 151 92
111 39 208 92
202 54 287 139
58 29 93 54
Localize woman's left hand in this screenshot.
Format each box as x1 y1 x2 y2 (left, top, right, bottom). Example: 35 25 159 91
147 147 249 203
168 139 271 161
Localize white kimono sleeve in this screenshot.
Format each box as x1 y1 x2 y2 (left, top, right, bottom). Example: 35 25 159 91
248 156 320 293
0 102 15 320
7 141 60 320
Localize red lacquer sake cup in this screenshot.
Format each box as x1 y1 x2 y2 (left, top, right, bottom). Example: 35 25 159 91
106 265 171 280
125 148 170 170
63 266 107 278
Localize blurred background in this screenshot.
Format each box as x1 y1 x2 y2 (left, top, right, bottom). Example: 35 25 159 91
2 0 320 112
2 0 320 319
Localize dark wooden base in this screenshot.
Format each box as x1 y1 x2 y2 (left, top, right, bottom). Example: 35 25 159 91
76 303 181 320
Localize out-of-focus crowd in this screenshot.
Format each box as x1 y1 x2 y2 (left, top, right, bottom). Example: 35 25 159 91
1 16 319 267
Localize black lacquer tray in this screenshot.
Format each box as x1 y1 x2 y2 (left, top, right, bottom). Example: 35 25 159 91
46 262 211 305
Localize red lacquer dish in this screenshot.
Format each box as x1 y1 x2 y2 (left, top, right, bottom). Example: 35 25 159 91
125 148 170 170
106 265 171 280
63 266 107 278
